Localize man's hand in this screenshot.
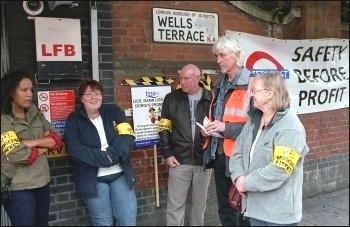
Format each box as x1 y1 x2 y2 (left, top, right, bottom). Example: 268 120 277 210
166 156 180 168
200 128 209 137
205 120 225 133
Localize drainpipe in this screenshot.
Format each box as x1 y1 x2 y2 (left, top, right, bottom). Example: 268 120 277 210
1 1 10 77
90 1 99 81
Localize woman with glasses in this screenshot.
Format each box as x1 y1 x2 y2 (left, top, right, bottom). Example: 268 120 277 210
64 78 137 226
229 72 309 226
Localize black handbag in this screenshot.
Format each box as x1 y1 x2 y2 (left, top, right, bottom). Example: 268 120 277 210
227 183 241 211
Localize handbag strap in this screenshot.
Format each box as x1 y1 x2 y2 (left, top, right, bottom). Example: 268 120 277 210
2 158 19 185
8 164 19 183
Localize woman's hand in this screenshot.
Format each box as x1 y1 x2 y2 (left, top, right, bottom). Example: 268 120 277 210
38 148 48 156
22 131 60 149
235 176 247 197
22 139 38 147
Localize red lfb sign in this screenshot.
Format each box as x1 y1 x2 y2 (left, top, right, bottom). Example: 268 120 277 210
41 44 76 56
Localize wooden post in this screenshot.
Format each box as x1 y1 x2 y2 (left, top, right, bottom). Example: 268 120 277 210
154 144 160 207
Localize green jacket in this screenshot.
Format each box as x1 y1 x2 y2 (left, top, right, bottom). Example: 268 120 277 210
1 104 59 191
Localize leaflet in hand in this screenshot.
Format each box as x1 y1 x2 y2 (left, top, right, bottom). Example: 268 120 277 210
196 117 224 138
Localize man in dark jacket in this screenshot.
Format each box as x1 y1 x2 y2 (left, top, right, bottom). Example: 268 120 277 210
158 64 212 226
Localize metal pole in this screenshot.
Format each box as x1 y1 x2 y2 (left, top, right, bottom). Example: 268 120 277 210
90 1 99 81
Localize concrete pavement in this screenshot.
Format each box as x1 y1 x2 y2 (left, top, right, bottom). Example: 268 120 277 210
1 187 348 226
299 187 349 226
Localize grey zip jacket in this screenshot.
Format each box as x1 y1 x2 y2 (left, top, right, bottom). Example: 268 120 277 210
229 108 309 224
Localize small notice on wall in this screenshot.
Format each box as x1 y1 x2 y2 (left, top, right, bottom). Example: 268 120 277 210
131 86 171 147
152 7 218 44
37 90 75 139
37 90 75 158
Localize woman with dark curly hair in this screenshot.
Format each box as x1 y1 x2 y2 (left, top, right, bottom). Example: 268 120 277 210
1 68 62 226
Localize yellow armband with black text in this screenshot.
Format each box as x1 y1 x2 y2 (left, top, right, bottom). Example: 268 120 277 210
273 145 300 175
1 131 20 156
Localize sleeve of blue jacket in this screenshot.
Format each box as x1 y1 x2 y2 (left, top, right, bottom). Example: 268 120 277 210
108 105 135 162
64 111 119 168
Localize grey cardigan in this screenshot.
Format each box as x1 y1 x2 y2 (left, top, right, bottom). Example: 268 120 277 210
229 108 309 224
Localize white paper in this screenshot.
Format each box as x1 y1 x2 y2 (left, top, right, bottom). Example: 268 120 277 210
196 117 224 138
203 116 210 126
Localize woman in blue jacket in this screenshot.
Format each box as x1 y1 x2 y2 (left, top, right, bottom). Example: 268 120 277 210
64 79 137 226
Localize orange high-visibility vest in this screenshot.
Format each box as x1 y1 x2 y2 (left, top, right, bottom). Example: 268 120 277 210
203 85 252 157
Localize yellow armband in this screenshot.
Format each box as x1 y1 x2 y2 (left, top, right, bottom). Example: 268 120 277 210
116 122 135 137
159 118 172 132
1 131 21 155
273 145 300 175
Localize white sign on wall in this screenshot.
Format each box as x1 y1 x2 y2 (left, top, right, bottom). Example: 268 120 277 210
35 17 82 61
131 86 171 148
152 7 218 44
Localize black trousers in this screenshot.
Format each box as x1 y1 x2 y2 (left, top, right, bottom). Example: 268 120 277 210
213 153 250 226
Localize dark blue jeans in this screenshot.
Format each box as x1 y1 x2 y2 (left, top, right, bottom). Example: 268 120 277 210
213 153 250 226
4 183 50 226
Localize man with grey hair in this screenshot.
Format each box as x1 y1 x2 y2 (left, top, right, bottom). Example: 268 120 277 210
159 64 213 225
202 33 253 226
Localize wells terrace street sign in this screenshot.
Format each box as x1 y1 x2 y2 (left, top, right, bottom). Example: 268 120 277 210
152 7 219 44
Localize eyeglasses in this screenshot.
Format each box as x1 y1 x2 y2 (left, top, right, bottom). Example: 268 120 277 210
83 92 102 98
251 88 270 95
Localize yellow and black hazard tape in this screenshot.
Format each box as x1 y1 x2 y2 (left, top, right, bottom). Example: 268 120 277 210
140 77 175 85
201 73 212 90
122 77 175 86
176 73 213 90
122 74 212 89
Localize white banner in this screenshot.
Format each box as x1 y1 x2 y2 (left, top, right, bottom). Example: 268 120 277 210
229 31 349 114
131 86 171 147
152 7 218 44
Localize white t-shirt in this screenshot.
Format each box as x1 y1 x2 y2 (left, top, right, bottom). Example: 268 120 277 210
249 129 263 164
188 88 202 141
90 116 123 177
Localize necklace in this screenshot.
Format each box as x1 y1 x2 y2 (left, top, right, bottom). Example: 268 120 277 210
262 115 271 131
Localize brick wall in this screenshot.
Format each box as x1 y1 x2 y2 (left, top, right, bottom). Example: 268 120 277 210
2 1 348 226
111 1 349 225
301 108 349 197
95 2 115 104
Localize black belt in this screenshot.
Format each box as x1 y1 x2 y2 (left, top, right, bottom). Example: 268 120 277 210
97 171 124 184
